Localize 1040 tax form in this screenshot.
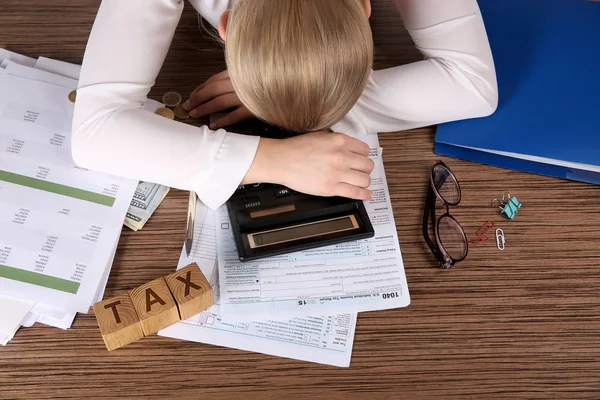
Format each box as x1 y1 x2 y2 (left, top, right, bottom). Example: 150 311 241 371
159 201 357 367
216 135 410 321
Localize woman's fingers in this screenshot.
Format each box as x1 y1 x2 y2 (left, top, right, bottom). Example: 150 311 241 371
205 69 229 83
189 92 242 118
245 131 375 201
332 133 370 156
333 182 372 200
210 107 254 129
190 69 230 95
184 79 235 112
341 169 372 189
347 152 375 174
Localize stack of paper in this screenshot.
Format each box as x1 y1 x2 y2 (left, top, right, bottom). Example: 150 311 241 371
159 135 410 367
0 50 144 344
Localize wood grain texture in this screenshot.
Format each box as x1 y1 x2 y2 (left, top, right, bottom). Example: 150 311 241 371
129 277 180 336
2 1 600 399
93 294 145 351
165 263 214 320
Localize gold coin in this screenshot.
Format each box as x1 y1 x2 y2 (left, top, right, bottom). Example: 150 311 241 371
155 107 175 120
162 91 182 107
68 90 77 104
174 104 189 120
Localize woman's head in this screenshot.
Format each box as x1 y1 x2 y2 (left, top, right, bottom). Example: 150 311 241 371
220 0 373 132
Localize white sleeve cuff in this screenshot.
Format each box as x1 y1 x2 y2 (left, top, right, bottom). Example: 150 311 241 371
196 131 260 210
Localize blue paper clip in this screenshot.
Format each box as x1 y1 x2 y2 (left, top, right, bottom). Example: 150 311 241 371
492 192 522 220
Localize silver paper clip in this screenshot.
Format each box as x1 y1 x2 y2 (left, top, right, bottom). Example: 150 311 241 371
495 228 505 251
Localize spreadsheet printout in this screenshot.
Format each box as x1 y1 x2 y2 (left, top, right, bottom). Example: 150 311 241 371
0 62 137 313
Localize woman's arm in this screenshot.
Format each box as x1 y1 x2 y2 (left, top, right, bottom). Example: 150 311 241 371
72 0 259 210
333 0 498 136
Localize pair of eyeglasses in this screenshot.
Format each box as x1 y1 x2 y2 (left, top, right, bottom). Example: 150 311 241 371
422 161 468 269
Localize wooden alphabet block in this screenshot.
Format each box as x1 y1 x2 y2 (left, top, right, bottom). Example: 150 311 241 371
165 263 214 320
93 294 145 351
129 277 180 335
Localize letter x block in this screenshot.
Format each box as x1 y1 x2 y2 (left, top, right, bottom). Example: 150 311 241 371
129 277 180 335
165 263 214 320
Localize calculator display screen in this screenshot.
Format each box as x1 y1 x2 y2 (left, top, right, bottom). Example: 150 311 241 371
247 215 359 248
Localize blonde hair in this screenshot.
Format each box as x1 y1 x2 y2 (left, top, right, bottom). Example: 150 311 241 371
225 0 373 132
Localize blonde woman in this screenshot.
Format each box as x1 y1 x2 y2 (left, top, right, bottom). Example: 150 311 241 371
73 0 497 210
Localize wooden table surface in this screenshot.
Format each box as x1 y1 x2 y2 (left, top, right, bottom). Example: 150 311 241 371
2 1 600 399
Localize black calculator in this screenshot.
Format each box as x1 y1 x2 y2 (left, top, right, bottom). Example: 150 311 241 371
223 118 374 261
226 183 375 261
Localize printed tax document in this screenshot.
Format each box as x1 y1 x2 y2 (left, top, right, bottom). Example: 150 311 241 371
159 200 357 367
0 62 137 313
216 135 410 321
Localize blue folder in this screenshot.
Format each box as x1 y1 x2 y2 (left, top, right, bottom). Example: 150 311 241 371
434 0 600 184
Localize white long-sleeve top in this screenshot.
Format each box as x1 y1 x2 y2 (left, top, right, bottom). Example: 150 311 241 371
72 0 498 210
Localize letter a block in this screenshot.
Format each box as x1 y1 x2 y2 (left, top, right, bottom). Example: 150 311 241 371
93 294 145 351
129 277 180 335
165 263 214 320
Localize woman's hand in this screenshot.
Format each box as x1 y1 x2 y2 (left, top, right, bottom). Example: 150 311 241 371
244 132 374 200
182 70 254 129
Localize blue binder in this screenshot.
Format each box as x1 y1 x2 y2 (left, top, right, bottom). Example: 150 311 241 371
434 0 600 184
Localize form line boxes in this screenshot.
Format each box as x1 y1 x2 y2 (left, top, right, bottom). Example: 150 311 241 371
93 263 213 351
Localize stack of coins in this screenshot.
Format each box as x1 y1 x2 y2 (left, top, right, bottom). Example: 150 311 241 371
154 107 175 119
155 91 189 121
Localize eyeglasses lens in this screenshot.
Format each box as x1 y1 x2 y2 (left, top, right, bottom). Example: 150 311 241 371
432 164 460 205
437 215 467 261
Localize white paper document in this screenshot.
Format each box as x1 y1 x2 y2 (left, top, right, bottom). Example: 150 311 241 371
0 54 82 338
34 57 81 80
1 330 16 346
216 136 410 320
0 294 34 345
1 56 116 336
0 49 36 69
0 62 137 313
159 201 357 367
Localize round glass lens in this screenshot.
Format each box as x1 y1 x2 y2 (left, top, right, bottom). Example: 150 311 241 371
437 216 467 261
432 164 460 205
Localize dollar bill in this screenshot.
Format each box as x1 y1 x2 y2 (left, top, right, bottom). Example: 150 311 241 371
124 181 170 231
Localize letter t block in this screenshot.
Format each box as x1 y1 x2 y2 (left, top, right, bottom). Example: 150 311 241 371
93 294 145 351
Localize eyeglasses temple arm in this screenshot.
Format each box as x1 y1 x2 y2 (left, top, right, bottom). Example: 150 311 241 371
422 185 440 258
